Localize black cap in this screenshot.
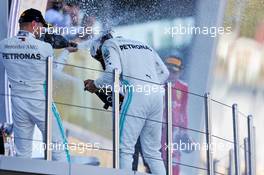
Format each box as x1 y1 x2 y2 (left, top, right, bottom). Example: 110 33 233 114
19 8 48 27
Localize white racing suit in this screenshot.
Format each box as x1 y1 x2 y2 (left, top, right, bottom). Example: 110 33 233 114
94 37 169 174
0 30 70 161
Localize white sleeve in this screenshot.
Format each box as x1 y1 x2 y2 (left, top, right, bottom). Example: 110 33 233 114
44 42 70 72
53 49 70 72
94 44 122 88
154 52 169 84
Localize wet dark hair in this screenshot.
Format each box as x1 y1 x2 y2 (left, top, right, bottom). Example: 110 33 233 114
94 33 113 60
19 22 30 28
93 33 113 70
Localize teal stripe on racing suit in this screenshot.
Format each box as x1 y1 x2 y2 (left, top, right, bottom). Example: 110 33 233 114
43 83 71 163
119 80 133 143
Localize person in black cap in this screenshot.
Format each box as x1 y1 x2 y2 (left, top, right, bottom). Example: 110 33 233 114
18 8 48 38
0 8 77 161
161 54 195 175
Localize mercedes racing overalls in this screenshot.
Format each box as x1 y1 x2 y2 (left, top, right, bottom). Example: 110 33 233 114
94 37 169 174
0 30 70 161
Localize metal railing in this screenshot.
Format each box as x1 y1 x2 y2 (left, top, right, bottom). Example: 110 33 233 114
1 59 256 175
232 104 241 175
204 93 214 175
110 66 256 175
113 69 120 168
166 82 173 175
45 57 53 161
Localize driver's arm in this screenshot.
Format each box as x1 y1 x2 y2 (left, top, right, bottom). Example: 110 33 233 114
94 43 122 88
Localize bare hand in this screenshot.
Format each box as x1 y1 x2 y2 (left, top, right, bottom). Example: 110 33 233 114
66 46 78 53
84 79 98 93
